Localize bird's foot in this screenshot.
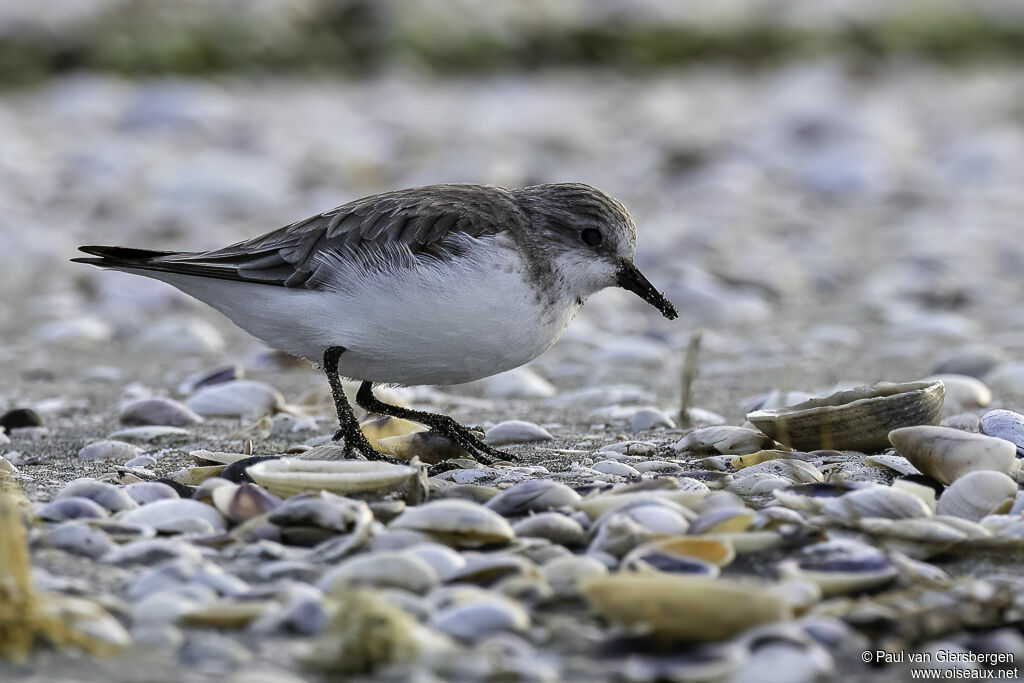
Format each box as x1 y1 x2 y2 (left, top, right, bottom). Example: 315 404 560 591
423 415 512 466
331 426 401 464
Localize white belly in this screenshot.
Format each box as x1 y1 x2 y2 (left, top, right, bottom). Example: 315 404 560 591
138 238 578 385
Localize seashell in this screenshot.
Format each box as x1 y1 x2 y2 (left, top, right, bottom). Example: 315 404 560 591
542 555 608 599
211 482 282 523
444 553 539 585
769 579 823 614
432 599 530 642
821 486 932 523
592 460 641 477
674 426 774 456
269 491 372 533
485 479 581 516
574 488 706 520
37 497 109 522
732 459 824 484
621 548 720 578
377 432 470 464
857 518 967 559
941 413 981 432
888 425 1017 485
699 449 793 472
726 473 795 496
581 574 791 640
512 513 587 547
46 521 116 558
103 538 204 566
124 455 157 469
773 482 868 512
926 374 992 411
179 601 276 629
891 479 937 511
980 409 1024 457
107 426 191 442
390 500 515 546
172 465 226 486
754 506 806 530
587 514 651 558
483 420 553 446
598 440 659 456
934 470 1017 521
77 439 144 461
627 536 735 566
778 540 897 597
863 454 920 476
747 381 944 452
248 458 418 497
688 507 754 535
404 543 466 577
318 551 439 594
120 498 227 533
186 380 285 418
190 450 257 466
594 499 692 535
359 416 426 449
630 408 676 431
119 397 203 427
177 364 243 396
57 479 138 512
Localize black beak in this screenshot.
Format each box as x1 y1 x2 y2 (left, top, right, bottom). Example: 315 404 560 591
616 261 678 320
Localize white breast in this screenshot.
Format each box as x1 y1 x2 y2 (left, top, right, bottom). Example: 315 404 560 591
140 236 579 385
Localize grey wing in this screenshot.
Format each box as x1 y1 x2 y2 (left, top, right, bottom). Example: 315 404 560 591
132 184 520 289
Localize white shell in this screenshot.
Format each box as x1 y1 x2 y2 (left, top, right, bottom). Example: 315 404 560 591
390 500 515 545
483 420 553 445
673 426 772 455
186 380 285 418
888 425 1017 485
77 439 144 461
120 499 227 533
247 458 418 497
935 470 1018 521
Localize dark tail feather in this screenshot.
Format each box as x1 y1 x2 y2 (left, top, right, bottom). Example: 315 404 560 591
72 245 178 267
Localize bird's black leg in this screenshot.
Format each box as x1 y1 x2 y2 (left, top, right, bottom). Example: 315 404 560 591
323 347 391 461
355 381 512 465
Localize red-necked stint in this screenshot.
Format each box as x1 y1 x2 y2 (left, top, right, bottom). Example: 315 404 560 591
73 183 678 463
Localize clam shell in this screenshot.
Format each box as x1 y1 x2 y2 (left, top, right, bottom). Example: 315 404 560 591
580 575 791 640
979 409 1024 457
247 458 418 497
627 536 735 566
486 479 581 515
934 470 1017 521
390 500 515 545
779 540 897 597
318 552 439 594
888 425 1017 485
186 380 284 418
747 381 944 452
821 486 932 523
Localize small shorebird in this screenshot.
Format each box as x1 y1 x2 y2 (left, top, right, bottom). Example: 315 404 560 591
74 183 678 463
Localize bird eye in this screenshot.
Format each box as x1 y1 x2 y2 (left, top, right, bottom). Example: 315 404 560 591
580 228 603 247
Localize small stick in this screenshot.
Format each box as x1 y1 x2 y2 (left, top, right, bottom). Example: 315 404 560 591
678 329 703 428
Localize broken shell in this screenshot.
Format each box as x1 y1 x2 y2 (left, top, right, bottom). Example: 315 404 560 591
190 450 257 466
732 459 824 484
821 486 932 523
390 500 515 546
934 470 1018 521
891 479 938 511
485 479 581 515
674 426 774 456
980 409 1024 457
581 574 791 640
747 381 944 452
359 416 427 448
211 482 282 523
699 450 793 471
888 425 1017 485
377 432 470 464
778 540 897 597
863 454 920 476
318 552 439 594
247 458 418 497
172 465 226 486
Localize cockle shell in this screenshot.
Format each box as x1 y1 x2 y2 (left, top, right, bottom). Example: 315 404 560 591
747 381 944 452
934 470 1017 521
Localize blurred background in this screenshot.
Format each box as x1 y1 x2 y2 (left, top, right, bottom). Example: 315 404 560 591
2 0 1024 418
